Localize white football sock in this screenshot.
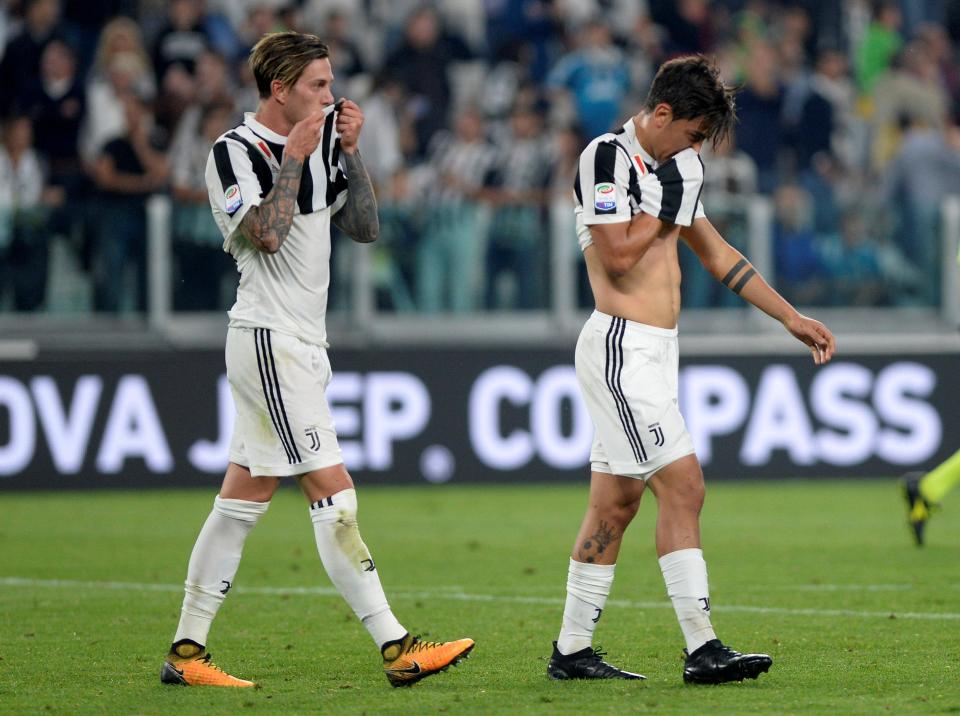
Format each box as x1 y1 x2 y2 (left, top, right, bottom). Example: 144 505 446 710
173 496 269 647
556 558 615 655
659 547 716 654
309 488 407 648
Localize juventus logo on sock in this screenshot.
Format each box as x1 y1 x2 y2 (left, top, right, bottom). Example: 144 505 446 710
698 597 711 613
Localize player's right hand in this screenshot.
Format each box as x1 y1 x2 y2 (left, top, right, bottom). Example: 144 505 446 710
286 110 326 161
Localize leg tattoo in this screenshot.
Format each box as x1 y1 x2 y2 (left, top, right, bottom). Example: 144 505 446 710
577 520 619 563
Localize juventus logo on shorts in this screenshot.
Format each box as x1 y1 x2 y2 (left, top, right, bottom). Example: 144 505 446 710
648 422 665 447
305 426 321 452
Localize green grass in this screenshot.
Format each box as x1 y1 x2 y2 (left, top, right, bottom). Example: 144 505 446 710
1 480 958 715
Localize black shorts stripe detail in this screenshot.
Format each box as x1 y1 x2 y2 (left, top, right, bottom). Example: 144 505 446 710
655 159 684 223
731 267 757 295
615 318 648 463
721 258 748 287
227 132 273 198
604 318 641 463
263 329 301 463
254 328 295 463
593 142 619 215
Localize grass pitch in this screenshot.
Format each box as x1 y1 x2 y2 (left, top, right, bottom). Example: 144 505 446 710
1 479 958 715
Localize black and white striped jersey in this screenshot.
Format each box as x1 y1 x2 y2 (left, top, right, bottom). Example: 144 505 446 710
205 109 348 347
573 118 705 252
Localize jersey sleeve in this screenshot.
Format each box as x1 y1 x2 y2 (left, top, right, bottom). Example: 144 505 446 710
638 147 704 227
206 137 266 248
576 140 633 226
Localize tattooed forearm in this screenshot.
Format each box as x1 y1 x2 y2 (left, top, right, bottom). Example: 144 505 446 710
720 257 757 295
332 150 379 243
239 154 303 253
576 520 619 564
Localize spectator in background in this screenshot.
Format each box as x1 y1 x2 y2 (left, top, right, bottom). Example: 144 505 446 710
650 0 712 56
788 49 857 172
26 38 85 188
484 0 557 83
235 2 280 59
91 92 168 312
25 37 89 268
357 71 412 190
881 114 960 305
87 14 154 92
819 208 885 306
170 102 235 310
733 40 784 193
59 0 133 75
415 105 497 313
152 0 212 82
855 0 902 96
772 183 828 306
682 134 757 308
870 42 950 170
323 10 366 86
0 0 64 116
547 18 631 140
81 16 155 159
169 49 236 155
0 115 60 310
383 5 472 157
484 102 553 310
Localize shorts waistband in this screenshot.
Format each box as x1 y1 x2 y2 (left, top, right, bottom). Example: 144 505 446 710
589 310 678 338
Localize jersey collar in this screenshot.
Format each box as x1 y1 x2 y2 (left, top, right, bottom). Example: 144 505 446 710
620 118 656 174
244 112 288 145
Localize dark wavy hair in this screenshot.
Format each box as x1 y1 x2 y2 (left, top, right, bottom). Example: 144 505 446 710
643 55 738 147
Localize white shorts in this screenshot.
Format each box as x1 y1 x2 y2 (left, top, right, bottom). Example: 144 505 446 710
226 326 343 477
576 311 696 480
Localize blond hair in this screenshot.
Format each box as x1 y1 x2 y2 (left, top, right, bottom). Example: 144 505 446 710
249 32 330 99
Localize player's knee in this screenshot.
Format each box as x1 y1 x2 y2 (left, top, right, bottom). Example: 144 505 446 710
308 487 359 525
213 495 270 523
592 496 640 529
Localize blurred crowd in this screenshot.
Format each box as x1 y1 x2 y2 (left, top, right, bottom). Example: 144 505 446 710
1 0 960 314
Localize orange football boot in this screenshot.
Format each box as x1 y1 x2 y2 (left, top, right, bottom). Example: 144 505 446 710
160 642 256 687
382 633 475 687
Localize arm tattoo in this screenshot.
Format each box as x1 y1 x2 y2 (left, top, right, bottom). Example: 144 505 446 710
331 150 379 243
576 520 619 564
720 257 756 295
239 154 303 253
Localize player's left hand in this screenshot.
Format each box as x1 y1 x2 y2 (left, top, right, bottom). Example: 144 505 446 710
784 313 836 365
336 98 364 154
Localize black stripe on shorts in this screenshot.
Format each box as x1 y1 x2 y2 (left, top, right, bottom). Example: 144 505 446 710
254 328 300 464
605 317 642 463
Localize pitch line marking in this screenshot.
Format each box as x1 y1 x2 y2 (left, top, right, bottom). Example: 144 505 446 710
2 576 959 621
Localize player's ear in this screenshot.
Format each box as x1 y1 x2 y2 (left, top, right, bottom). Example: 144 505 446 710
653 103 673 128
271 78 286 104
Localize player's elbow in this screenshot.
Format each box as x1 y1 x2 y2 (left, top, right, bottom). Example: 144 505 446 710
351 219 379 244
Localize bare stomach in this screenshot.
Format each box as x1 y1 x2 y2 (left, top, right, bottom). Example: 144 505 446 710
583 235 682 329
